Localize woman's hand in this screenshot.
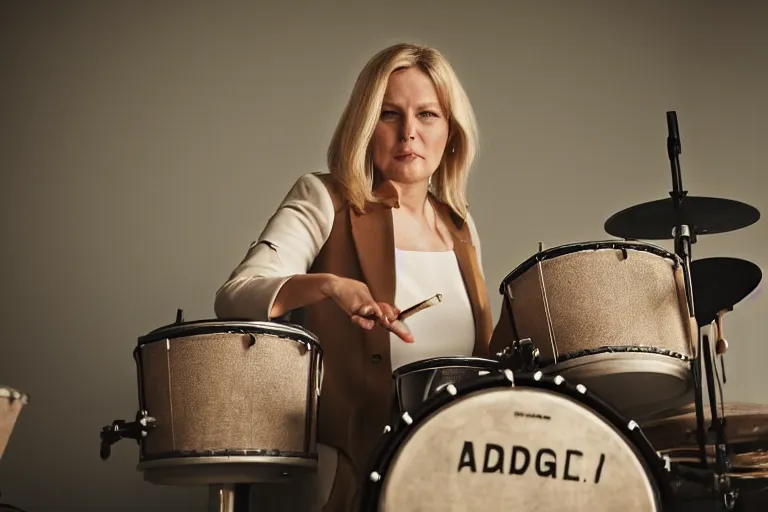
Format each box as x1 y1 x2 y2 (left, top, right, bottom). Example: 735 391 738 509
321 276 414 343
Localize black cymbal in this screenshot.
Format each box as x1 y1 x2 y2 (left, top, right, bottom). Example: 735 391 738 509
604 197 760 240
691 257 762 327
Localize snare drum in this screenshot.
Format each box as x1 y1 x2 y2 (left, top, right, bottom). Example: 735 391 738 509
0 386 28 460
498 240 697 418
392 356 500 418
362 369 672 511
125 319 322 485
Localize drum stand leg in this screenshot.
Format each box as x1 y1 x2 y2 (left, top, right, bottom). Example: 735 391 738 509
208 484 250 512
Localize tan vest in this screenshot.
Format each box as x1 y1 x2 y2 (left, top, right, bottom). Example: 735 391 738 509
292 174 493 510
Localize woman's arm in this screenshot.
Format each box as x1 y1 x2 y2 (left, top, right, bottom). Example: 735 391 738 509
214 173 336 321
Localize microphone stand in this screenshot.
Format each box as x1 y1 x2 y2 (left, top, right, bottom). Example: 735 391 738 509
665 111 735 509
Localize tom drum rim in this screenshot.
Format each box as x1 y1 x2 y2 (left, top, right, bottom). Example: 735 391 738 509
136 318 322 352
498 239 680 295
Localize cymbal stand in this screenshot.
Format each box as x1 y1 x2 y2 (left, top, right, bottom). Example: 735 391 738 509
666 111 734 509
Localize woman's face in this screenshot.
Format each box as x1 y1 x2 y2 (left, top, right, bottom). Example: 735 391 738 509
370 67 450 186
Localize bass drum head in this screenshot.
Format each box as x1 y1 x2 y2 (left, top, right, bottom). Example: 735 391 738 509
364 372 668 511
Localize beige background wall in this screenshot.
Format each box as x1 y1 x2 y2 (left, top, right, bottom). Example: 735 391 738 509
1 1 766 510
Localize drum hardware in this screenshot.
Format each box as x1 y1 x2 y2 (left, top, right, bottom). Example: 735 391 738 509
207 484 250 512
99 410 156 460
495 337 541 373
604 111 763 510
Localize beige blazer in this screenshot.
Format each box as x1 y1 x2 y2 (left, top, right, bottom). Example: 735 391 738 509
214 172 493 511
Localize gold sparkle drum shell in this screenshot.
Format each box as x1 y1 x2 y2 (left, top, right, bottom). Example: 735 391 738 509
361 371 672 512
133 319 322 486
498 240 697 418
0 386 28 461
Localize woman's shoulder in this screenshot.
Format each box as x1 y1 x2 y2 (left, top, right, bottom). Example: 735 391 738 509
284 172 345 213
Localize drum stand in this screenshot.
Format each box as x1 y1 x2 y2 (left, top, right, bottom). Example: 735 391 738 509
207 484 249 512
666 112 736 510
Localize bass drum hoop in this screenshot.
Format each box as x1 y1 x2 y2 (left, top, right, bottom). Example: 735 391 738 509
498 239 680 295
361 370 674 511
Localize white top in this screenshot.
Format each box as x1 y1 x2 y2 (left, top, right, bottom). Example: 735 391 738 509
390 248 475 370
213 173 485 511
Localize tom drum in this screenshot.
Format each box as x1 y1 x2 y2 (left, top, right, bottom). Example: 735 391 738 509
498 240 698 418
100 319 323 486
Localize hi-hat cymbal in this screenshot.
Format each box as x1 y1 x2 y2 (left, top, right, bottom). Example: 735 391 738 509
604 197 760 240
641 402 768 472
691 257 762 327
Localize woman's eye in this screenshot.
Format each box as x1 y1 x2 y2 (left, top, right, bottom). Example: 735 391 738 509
380 110 398 119
420 111 439 118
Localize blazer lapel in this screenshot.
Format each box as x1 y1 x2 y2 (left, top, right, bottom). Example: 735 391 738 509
432 199 493 357
350 202 396 306
349 192 397 363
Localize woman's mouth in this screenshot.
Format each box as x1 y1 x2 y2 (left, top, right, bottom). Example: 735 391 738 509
394 152 419 163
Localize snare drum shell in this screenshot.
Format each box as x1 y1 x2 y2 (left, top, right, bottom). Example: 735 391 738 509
135 322 321 461
501 242 697 364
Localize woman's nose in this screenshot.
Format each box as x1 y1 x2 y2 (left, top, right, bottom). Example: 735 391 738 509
400 115 416 141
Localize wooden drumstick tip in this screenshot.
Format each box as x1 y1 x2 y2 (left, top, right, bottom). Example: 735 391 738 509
715 337 728 355
715 309 729 354
397 294 443 321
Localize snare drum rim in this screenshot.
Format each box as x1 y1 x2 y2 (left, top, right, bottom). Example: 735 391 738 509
136 319 322 352
498 239 680 294
361 370 674 511
392 356 500 380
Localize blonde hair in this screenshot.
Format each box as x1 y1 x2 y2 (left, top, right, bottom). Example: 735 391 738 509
327 43 479 218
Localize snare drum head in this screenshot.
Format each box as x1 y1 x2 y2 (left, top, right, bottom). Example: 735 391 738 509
367 374 663 511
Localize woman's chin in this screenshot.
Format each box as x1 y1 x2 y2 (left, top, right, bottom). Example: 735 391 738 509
378 164 432 185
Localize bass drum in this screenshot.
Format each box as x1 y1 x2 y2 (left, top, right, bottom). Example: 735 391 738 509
361 369 673 511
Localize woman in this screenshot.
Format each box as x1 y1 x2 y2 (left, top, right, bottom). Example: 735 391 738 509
214 42 493 511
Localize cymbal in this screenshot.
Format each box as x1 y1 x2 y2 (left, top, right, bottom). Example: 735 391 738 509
604 196 760 240
641 402 768 472
691 257 762 327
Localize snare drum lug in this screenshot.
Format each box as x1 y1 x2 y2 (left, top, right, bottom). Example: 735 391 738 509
401 412 413 425
369 471 382 483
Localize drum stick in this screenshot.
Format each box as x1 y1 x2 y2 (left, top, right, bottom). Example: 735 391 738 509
397 294 443 321
361 294 443 322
